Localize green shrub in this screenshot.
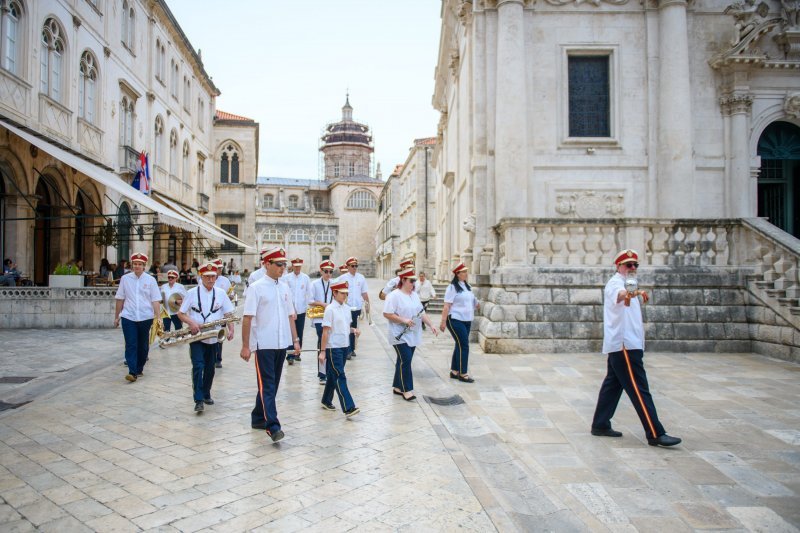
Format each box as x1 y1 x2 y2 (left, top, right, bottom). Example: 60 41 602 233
53 263 80 275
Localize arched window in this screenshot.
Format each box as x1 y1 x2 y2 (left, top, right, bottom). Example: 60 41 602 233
312 196 323 211
40 17 65 102
346 190 377 210
287 195 299 209
121 0 134 50
155 39 164 82
78 51 98 124
219 144 240 184
288 229 310 243
169 129 178 176
263 194 274 208
120 95 134 146
316 229 335 243
349 161 355 176
263 228 282 242
153 116 164 169
183 76 190 112
220 153 228 183
1 1 23 75
231 153 239 183
334 162 340 177
117 202 131 263
182 141 190 185
170 59 178 99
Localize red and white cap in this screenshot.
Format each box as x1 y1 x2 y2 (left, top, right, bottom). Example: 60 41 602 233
452 262 468 274
130 252 148 264
339 264 348 273
399 258 415 269
345 256 358 266
398 267 417 280
198 262 218 276
331 280 349 293
213 258 224 267
614 249 639 266
291 257 304 267
261 246 286 263
167 269 179 279
319 260 335 270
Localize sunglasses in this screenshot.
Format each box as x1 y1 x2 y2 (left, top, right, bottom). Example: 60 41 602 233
349 265 358 268
322 269 333 274
624 263 639 268
270 261 287 267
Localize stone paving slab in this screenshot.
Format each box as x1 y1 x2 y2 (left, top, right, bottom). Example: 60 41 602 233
0 279 798 531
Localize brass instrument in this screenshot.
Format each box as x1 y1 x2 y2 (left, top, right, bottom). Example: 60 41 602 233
624 277 638 307
360 301 374 326
167 293 183 314
158 313 240 348
307 305 325 319
227 281 238 305
149 306 170 344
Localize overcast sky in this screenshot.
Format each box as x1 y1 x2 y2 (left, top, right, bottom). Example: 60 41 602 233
166 0 442 180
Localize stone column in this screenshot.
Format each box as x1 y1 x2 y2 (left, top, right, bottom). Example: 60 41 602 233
721 94 754 217
656 0 694 217
494 0 528 264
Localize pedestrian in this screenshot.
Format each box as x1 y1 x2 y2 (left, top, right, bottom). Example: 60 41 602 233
415 271 436 330
160 269 187 332
384 268 439 401
379 258 415 300
337 264 348 278
338 257 370 359
591 249 682 447
285 257 311 366
439 263 479 383
114 253 161 382
248 249 268 285
239 247 300 443
211 258 232 368
177 262 235 413
309 260 336 385
162 257 178 274
318 280 361 417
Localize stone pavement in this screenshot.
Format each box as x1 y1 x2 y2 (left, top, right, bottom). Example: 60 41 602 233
0 279 798 531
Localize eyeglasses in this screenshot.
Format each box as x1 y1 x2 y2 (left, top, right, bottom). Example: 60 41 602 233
322 269 333 274
624 263 639 268
349 265 358 268
270 261 287 267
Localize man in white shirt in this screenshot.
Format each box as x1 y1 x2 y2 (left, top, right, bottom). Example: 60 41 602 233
114 252 162 382
161 270 187 332
591 249 681 447
338 257 370 359
248 250 268 286
318 280 360 417
415 271 436 329
240 247 300 443
285 257 312 365
178 263 235 413
309 260 336 384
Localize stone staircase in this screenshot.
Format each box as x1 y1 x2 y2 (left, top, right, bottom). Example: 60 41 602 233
426 282 449 314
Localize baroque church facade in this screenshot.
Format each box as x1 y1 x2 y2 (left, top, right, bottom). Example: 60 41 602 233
433 0 800 355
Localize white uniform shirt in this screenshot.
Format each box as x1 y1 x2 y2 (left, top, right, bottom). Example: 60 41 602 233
214 275 232 293
416 279 436 301
243 276 295 350
248 266 266 285
339 272 368 310
179 286 234 344
286 271 311 316
161 282 188 316
443 282 478 322
115 272 161 322
384 290 424 347
309 278 334 326
602 273 645 354
381 276 418 297
321 299 352 349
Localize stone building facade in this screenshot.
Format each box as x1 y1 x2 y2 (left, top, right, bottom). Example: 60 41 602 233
0 0 249 286
376 165 402 279
433 0 800 356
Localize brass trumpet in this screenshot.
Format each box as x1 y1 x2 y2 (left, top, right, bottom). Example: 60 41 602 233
307 305 325 319
158 313 240 348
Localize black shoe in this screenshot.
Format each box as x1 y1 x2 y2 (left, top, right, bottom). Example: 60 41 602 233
591 428 623 437
203 398 214 405
450 372 459 380
295 355 302 362
267 429 285 442
194 401 204 412
457 374 475 383
346 354 352 360
345 407 360 418
125 373 137 382
288 358 294 366
350 351 357 358
321 402 336 411
215 362 222 368
648 434 681 447
251 422 267 430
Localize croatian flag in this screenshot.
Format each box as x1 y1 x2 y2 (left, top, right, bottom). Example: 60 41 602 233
137 151 150 195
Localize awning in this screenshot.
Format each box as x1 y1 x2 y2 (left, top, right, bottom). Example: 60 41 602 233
0 117 205 235
152 192 254 251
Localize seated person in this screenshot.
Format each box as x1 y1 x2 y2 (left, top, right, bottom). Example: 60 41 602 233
1 258 22 286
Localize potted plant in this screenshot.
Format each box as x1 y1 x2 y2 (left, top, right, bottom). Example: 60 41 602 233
49 263 84 288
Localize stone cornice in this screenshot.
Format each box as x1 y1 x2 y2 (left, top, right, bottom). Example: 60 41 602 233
720 93 754 115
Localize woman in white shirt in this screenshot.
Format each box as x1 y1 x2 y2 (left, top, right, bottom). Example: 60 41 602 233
439 263 479 383
318 280 360 417
384 268 439 401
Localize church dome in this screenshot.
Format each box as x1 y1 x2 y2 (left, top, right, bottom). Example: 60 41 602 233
320 95 373 151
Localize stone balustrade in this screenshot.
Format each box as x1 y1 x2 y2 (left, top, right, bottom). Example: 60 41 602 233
0 287 117 328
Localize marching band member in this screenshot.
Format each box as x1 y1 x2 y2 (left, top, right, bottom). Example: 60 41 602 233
285 257 312 365
240 247 300 443
210 258 232 368
338 257 370 359
248 253 267 285
384 268 438 401
439 263 480 383
309 260 336 384
318 280 360 417
160 270 187 332
337 264 348 278
177 262 234 413
114 253 162 382
379 258 416 299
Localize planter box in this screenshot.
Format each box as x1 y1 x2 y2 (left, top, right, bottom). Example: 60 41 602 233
48 275 83 288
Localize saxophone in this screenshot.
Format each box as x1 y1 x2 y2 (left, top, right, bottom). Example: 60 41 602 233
158 313 241 349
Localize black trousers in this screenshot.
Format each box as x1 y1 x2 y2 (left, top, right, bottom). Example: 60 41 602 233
592 348 665 440
287 312 306 359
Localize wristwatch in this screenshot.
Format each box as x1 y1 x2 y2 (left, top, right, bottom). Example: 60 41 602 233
294 337 300 342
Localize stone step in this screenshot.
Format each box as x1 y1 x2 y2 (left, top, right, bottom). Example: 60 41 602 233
777 297 799 307
791 307 800 316
754 280 774 289
765 288 786 299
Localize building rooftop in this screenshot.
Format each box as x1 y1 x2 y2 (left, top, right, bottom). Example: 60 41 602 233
214 110 255 122
414 137 437 146
257 175 383 188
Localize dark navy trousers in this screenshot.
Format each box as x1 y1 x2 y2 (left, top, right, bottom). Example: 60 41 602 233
592 348 666 440
348 310 360 355
162 314 182 332
189 342 216 402
392 343 416 392
446 316 471 374
321 347 355 412
251 349 286 433
314 323 326 380
287 312 306 361
121 317 152 375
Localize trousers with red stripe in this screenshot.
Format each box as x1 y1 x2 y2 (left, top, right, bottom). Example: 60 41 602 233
592 348 665 439
251 349 286 434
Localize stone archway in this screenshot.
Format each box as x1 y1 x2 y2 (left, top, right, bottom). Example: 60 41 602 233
757 121 800 237
33 178 55 285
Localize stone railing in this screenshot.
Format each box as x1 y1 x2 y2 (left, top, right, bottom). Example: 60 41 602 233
0 287 117 328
